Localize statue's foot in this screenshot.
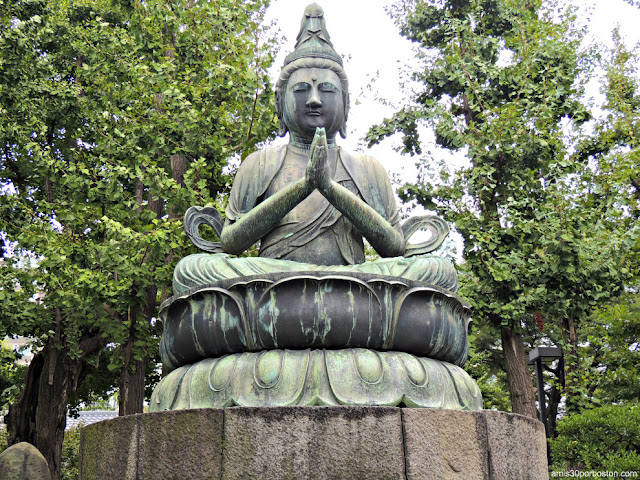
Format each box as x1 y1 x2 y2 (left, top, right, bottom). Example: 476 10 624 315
149 349 482 411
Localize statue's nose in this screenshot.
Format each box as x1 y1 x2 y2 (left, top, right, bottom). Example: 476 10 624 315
306 89 322 108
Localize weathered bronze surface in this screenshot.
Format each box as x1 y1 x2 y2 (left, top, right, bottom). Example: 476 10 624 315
176 206 457 290
150 349 482 410
159 272 471 372
151 3 481 411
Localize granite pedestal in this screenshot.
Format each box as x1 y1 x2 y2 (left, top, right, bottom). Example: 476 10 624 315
78 407 549 480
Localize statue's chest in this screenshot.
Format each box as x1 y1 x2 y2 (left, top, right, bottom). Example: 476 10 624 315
268 157 308 192
269 159 327 221
267 150 346 193
265 150 350 224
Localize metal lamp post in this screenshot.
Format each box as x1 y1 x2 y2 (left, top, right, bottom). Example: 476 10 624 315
527 346 563 436
528 345 563 465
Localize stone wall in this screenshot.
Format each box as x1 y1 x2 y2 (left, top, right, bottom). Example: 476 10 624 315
79 407 549 480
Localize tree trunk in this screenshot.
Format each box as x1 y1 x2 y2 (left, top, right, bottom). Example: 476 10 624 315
6 333 105 480
117 292 156 416
170 153 187 190
118 351 147 416
118 303 146 416
34 342 81 480
547 382 561 438
117 174 161 416
500 326 538 418
6 353 43 446
542 356 564 438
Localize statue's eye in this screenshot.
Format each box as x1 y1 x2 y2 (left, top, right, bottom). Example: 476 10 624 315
292 82 311 92
319 83 338 93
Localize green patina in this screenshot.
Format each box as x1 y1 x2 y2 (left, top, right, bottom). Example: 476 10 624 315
151 3 481 410
150 349 482 410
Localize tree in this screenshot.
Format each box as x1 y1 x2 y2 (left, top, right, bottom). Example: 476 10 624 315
367 0 630 417
573 28 640 271
555 27 640 412
575 293 640 406
0 0 277 477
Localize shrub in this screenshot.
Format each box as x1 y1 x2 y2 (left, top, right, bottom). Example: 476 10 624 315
550 404 640 474
0 426 8 453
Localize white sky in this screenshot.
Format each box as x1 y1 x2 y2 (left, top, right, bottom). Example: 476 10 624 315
264 0 640 165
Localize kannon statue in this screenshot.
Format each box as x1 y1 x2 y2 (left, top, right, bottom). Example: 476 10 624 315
150 4 482 410
172 3 456 293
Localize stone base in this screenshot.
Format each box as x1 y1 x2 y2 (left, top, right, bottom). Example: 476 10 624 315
78 407 549 480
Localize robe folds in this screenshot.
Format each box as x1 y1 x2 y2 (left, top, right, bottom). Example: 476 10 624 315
225 145 402 264
173 145 458 293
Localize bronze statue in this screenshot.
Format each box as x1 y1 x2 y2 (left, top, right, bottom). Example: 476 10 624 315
150 4 482 411
172 3 457 293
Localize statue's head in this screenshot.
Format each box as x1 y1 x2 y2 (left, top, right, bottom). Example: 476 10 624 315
275 3 349 143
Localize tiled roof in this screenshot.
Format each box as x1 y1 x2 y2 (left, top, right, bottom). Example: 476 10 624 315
66 410 118 430
0 410 119 434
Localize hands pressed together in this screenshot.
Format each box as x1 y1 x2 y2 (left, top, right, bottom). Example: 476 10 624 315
305 128 332 194
223 127 404 257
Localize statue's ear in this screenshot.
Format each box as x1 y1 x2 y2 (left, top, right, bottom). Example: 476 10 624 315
275 88 288 137
339 121 347 139
339 91 349 139
278 120 289 137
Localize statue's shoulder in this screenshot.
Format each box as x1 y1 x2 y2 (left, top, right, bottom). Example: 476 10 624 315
339 148 391 184
231 146 287 204
237 145 287 173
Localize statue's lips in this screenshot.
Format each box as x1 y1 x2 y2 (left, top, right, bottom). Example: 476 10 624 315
306 110 322 116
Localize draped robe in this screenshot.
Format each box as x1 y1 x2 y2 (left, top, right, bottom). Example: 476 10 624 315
173 145 458 293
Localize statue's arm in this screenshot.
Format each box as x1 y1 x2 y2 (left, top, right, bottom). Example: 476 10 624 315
307 129 405 258
221 179 312 255
325 181 405 257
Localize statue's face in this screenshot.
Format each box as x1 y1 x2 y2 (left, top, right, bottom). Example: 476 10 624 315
283 67 345 141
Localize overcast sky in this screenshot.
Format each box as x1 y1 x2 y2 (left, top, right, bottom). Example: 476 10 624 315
263 0 640 161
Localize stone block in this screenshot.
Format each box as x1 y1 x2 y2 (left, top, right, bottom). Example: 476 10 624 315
78 407 549 480
221 406 405 480
483 410 548 480
137 409 223 480
79 409 224 480
402 409 488 480
0 442 52 480
79 414 138 480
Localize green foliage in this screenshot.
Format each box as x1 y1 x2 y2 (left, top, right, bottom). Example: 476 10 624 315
575 293 640 406
0 427 7 453
558 31 640 412
464 345 511 411
550 405 640 473
371 0 625 331
573 30 640 277
461 265 512 411
0 343 26 409
370 0 638 415
61 427 81 480
0 0 278 409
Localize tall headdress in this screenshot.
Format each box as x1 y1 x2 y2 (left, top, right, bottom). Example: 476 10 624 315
275 3 349 138
284 3 343 67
